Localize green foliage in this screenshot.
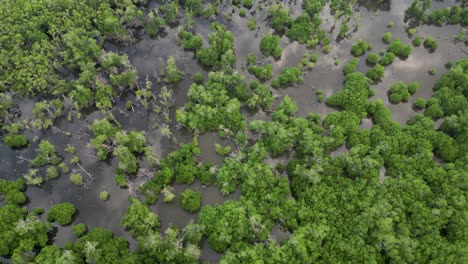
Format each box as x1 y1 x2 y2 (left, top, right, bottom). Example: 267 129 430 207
176 71 247 134
159 1 179 25
316 89 324 102
405 0 432 22
247 53 256 66
70 173 84 186
199 200 269 252
31 140 60 167
343 58 359 75
179 30 204 51
0 179 26 205
379 52 396 66
239 9 246 17
247 81 274 110
4 134 28 148
180 188 202 213
196 23 236 69
351 39 370 57
121 198 160 238
100 191 110 201
366 64 385 81
287 13 324 45
215 144 231 156
326 72 371 116
408 81 420 94
45 166 59 180
366 52 380 64
164 56 184 84
248 64 273 80
414 98 427 109
423 36 439 50
388 39 413 58
424 98 444 119
388 81 411 103
248 19 257 30
382 32 392 43
90 119 119 160
413 36 422 46
425 4 467 26
47 203 76 225
146 10 166 37
71 227 132 263
243 0 253 9
110 70 137 89
429 60 468 117
0 0 137 97
267 4 292 31
90 119 146 174
72 224 87 237
139 139 206 203
193 72 204 84
203 3 218 18
271 67 302 88
185 0 204 16
115 173 128 188
0 203 50 259
260 34 282 59
32 99 64 129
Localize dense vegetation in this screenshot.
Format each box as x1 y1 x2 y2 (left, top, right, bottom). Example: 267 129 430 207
0 0 466 263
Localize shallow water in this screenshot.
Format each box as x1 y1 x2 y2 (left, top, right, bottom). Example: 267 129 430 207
1 0 466 262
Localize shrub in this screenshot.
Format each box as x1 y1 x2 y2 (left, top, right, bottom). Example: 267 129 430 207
343 58 359 75
72 224 87 237
115 173 127 187
379 52 396 66
387 21 394 27
248 19 256 30
382 32 392 43
366 52 380 64
267 4 292 31
413 36 422 46
180 188 201 213
388 81 411 103
100 191 110 201
243 0 253 9
366 64 384 81
316 89 324 103
239 9 246 17
423 36 438 50
408 81 420 94
271 67 301 88
247 53 256 65
414 98 426 109
260 34 282 59
193 72 204 84
388 39 412 58
248 64 273 80
351 39 370 57
309 52 318 62
215 144 231 156
70 173 83 186
47 202 76 225
164 56 184 84
45 166 59 180
180 31 203 51
4 134 28 148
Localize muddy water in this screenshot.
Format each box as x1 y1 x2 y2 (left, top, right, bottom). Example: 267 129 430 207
1 0 466 262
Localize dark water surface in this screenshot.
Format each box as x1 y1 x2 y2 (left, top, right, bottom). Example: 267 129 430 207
1 0 466 262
